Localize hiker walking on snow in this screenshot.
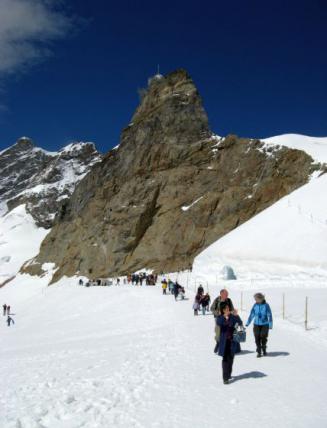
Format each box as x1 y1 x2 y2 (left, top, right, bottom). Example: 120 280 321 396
246 293 273 357
197 285 204 296
168 280 174 294
7 315 14 326
216 302 243 384
162 279 168 295
173 282 179 301
193 293 202 315
211 289 234 353
3 304 7 316
201 293 211 315
7 305 11 315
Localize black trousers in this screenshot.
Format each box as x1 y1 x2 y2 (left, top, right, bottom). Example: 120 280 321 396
253 325 269 353
222 339 234 381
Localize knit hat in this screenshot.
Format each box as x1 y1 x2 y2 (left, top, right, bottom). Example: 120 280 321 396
254 292 265 300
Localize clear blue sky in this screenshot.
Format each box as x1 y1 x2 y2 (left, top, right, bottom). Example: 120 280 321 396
0 0 326 152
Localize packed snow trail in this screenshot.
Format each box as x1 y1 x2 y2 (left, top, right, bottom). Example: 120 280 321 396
0 278 327 428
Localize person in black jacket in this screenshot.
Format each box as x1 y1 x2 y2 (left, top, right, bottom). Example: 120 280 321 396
216 302 243 384
211 289 235 353
7 316 14 327
197 285 204 296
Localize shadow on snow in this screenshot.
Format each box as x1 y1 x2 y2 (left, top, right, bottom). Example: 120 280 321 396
230 371 267 383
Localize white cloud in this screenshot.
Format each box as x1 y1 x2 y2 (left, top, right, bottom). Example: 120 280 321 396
0 0 73 76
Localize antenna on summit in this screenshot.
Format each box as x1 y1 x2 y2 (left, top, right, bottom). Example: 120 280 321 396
157 64 160 75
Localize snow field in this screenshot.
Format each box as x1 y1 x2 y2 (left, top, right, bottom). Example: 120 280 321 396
1 275 327 428
0 205 49 284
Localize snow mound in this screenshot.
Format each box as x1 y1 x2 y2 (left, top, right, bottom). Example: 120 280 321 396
193 173 327 282
262 134 327 164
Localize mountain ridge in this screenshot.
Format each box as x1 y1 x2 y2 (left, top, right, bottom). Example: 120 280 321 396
0 137 101 227
22 69 325 282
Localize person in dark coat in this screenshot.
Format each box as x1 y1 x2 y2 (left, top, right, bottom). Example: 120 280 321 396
246 293 273 357
193 293 202 315
7 305 11 315
211 289 235 353
216 302 243 384
197 285 204 296
173 282 179 301
200 293 211 315
3 304 7 316
7 316 14 326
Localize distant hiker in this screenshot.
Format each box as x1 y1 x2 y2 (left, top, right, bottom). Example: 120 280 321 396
197 285 204 296
7 305 11 315
3 304 7 316
173 282 179 301
211 289 235 353
179 286 186 300
201 293 211 315
193 293 202 315
116 278 120 286
246 293 273 357
216 303 243 384
162 280 168 295
168 280 174 294
78 279 84 286
7 315 14 327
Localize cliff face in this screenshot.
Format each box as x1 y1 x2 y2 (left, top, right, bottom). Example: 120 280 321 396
24 69 322 282
0 138 101 228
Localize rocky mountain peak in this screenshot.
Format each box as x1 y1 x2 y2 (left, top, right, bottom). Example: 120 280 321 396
23 69 324 283
14 136 35 151
122 69 211 150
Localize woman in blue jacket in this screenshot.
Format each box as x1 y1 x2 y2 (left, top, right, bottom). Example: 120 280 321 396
246 293 273 358
216 302 243 384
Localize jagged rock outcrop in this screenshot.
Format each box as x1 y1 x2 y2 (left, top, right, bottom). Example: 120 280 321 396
0 137 101 227
24 69 323 282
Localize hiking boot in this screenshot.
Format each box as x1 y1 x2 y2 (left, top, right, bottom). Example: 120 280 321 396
263 349 267 356
223 379 229 385
257 352 262 358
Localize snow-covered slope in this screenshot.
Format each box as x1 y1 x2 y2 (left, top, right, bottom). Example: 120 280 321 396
193 172 327 281
0 275 327 427
262 134 327 163
0 205 49 285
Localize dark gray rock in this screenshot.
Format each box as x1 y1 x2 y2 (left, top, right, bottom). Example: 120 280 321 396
0 137 101 228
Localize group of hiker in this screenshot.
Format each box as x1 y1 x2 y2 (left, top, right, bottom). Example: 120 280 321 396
79 273 158 287
2 303 14 326
161 279 186 300
128 273 157 286
207 288 273 384
193 284 211 315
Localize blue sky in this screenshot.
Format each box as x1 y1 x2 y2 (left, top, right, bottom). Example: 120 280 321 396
0 0 326 153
